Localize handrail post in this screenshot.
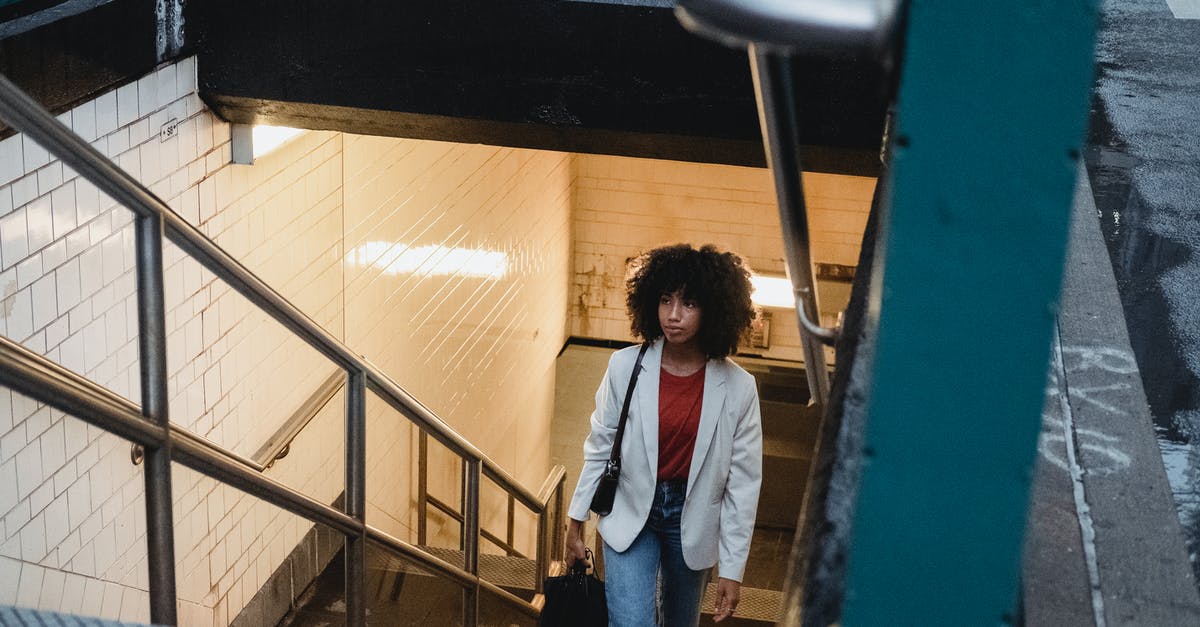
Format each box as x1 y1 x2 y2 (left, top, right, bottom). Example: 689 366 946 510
345 371 367 627
463 458 481 625
553 480 565 563
418 431 428 546
136 212 178 625
506 494 515 556
535 508 547 595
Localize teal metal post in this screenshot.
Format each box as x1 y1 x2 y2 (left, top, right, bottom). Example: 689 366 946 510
843 2 1098 624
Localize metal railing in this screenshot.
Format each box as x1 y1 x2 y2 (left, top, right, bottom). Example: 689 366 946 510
676 0 902 409
251 369 346 469
0 73 566 626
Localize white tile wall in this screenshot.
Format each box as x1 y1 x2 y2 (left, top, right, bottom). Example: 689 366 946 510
342 134 571 550
0 55 573 624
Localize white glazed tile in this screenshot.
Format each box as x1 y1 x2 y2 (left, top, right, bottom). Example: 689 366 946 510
0 135 22 187
75 181 101 224
44 317 67 351
39 421 65 480
78 246 102 300
60 571 87 614
21 135 49 173
128 119 149 150
36 163 63 198
41 239 66 273
12 251 41 297
25 196 53 254
30 274 57 331
73 99 98 142
82 318 107 373
10 174 37 209
157 63 177 109
67 473 90 529
0 555 18 604
44 492 69 549
99 579 121 618
36 566 65 612
0 458 15 519
55 258 82 313
116 151 140 182
94 91 118 138
0 208 28 270
5 288 33 342
139 139 162 186
137 74 157 119
14 560 42 606
107 127 130 156
175 57 196 98
14 438 42 501
50 182 77 240
116 83 139 128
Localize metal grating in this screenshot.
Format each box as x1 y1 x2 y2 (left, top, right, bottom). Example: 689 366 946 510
372 545 539 591
700 584 782 624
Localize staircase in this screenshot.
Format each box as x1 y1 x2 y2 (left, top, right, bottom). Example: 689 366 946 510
281 547 537 627
279 356 814 626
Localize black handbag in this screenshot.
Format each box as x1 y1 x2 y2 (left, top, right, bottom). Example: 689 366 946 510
589 343 650 517
539 549 606 627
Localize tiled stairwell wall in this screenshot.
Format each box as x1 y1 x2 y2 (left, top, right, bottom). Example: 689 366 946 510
569 154 875 363
0 57 572 625
342 135 571 551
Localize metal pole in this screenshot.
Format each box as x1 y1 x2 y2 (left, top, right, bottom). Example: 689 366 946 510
135 213 177 625
345 370 366 627
749 46 832 407
463 459 481 625
554 481 565 562
418 431 428 546
535 507 547 594
506 494 515 556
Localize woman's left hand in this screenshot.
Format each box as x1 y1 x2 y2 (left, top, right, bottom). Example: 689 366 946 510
712 577 741 622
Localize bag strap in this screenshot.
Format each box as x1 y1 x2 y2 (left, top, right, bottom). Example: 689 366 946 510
609 342 650 465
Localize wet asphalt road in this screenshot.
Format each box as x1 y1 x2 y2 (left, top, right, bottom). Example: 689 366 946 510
1086 0 1200 581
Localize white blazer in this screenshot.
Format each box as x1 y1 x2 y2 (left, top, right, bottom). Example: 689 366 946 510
567 339 763 582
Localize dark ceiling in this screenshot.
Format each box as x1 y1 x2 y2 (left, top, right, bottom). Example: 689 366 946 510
188 0 889 175
0 0 890 175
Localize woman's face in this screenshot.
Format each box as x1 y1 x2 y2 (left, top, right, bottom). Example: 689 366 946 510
658 290 702 347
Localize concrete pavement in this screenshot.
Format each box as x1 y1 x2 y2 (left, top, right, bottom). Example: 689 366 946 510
1021 169 1200 625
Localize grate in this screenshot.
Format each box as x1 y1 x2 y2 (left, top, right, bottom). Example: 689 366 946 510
701 584 782 623
372 546 539 591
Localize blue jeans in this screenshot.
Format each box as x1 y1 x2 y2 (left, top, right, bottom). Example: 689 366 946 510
603 480 711 627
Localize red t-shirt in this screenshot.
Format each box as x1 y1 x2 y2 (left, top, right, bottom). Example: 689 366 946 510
658 366 705 481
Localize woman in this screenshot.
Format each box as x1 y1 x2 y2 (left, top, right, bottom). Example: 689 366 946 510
565 243 763 626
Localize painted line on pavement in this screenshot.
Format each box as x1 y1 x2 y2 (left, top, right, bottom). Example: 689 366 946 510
1166 0 1200 19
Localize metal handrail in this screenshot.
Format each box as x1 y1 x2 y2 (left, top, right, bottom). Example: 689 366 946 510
252 369 345 469
0 74 543 514
0 332 544 615
675 0 902 407
0 72 562 625
674 0 900 59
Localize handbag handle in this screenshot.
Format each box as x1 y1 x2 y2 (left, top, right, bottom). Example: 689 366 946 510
608 342 650 466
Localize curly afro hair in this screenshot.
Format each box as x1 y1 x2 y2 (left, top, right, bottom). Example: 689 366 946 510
625 243 756 359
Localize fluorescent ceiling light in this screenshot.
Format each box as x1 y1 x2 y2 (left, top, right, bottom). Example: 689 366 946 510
347 242 509 279
750 274 795 309
252 126 305 159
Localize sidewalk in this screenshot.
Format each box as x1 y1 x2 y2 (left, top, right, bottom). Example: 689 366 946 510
1021 169 1200 625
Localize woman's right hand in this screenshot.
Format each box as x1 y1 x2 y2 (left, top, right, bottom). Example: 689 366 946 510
565 518 588 568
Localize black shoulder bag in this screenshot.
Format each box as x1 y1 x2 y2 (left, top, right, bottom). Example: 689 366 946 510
589 342 650 517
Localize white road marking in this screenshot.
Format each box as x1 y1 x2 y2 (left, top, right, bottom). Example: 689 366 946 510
1166 0 1200 19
